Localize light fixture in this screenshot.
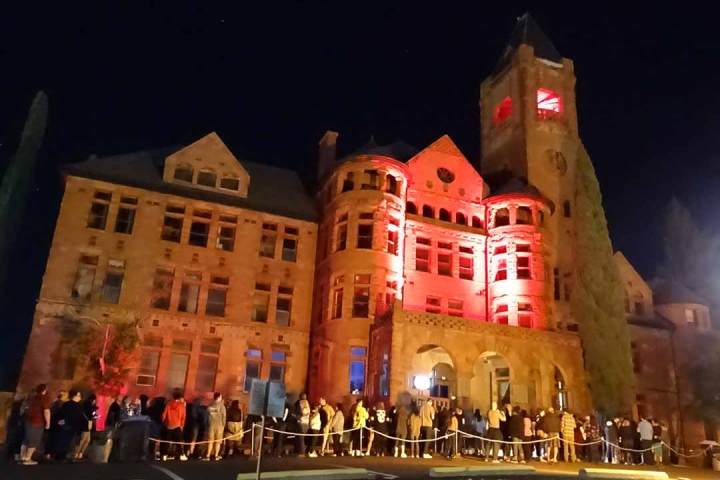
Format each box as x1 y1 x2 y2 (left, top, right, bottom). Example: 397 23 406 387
413 375 431 390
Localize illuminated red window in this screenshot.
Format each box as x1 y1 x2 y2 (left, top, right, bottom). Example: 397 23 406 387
518 303 533 328
493 97 512 125
495 304 509 324
537 88 562 120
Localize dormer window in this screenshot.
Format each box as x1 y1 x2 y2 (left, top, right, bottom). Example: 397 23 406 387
537 88 562 120
220 175 240 191
174 164 194 183
197 169 217 187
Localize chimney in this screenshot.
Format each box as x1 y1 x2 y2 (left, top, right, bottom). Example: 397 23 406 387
317 130 339 180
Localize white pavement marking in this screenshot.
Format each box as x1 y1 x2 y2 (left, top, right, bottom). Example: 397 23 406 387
150 464 185 480
336 464 399 479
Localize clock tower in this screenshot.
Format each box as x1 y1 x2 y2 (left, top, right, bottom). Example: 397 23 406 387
480 13 584 330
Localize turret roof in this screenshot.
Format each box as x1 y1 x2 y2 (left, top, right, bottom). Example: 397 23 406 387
494 13 563 75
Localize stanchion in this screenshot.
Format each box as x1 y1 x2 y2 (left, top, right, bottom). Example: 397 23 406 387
255 416 266 480
359 426 363 454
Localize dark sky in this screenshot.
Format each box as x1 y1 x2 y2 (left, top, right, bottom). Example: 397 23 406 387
1 3 720 382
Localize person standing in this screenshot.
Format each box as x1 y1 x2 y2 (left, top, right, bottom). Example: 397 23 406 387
351 399 368 456
561 410 577 462
271 402 290 458
226 400 244 457
161 390 187 461
294 393 311 456
368 402 388 456
19 384 51 465
544 407 561 463
393 403 409 458
419 399 435 459
319 398 335 456
445 408 460 459
508 406 525 463
637 417 654 465
329 403 345 456
308 406 322 457
486 401 506 463
618 418 634 465
408 406 422 459
45 390 68 461
472 409 486 457
57 390 85 462
604 419 619 464
73 393 97 461
205 392 226 461
522 410 533 463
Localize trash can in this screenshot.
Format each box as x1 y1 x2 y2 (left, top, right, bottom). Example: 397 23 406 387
110 416 151 462
88 430 113 463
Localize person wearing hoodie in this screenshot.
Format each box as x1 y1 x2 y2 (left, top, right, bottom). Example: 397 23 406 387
226 400 244 457
205 392 226 461
329 403 345 456
508 406 525 463
161 390 187 461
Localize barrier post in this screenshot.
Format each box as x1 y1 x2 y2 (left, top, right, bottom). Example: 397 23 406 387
255 416 265 480
454 431 458 458
359 427 364 454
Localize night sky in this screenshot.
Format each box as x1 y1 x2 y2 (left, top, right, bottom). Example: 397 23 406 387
1 3 720 384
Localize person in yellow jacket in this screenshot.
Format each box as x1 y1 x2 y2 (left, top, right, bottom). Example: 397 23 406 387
561 410 577 462
351 399 368 456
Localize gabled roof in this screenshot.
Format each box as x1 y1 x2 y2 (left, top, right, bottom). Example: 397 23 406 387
64 146 318 222
650 278 709 306
494 13 563 75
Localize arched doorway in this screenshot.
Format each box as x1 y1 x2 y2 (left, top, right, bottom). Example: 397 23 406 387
471 352 511 412
411 345 456 409
552 366 568 411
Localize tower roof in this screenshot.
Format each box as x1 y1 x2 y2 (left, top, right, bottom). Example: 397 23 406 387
493 13 563 75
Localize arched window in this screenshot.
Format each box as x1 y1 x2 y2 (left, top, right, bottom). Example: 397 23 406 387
553 367 568 410
197 169 217 187
386 174 398 195
422 205 434 219
494 208 510 227
516 206 532 225
455 212 466 225
174 164 194 182
220 175 240 191
342 172 355 192
406 201 417 215
471 216 482 228
439 208 451 222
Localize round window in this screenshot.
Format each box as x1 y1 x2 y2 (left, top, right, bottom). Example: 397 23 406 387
436 167 455 183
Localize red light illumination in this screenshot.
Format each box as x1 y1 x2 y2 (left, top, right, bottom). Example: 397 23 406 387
536 88 562 120
493 97 512 125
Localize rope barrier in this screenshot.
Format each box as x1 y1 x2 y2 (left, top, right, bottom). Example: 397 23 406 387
367 427 457 443
660 441 712 458
148 428 251 446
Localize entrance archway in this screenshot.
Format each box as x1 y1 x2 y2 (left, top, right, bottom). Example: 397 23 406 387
470 352 511 412
411 344 456 409
552 366 568 411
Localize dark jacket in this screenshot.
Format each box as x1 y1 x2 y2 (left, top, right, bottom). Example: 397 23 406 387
227 406 243 423
60 400 86 433
509 413 525 438
543 412 561 433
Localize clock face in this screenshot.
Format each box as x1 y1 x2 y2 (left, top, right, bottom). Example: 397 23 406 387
437 167 455 184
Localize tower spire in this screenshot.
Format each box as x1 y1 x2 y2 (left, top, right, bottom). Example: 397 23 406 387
494 13 562 74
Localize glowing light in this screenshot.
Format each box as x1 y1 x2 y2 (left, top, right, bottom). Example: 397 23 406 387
537 88 562 119
493 96 512 125
413 375 431 390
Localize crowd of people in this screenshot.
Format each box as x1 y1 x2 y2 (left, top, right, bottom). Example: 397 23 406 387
5 384 673 466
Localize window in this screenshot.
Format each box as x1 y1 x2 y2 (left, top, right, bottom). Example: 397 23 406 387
276 286 293 326
189 211 211 247
494 245 507 255
342 172 355 192
471 215 482 228
162 205 185 242
537 88 562 120
282 227 298 262
495 258 507 281
416 244 430 272
332 276 344 319
115 196 137 234
349 346 367 394
553 268 560 300
517 256 531 279
385 174 398 195
252 283 270 322
426 296 441 314
439 208 451 222
516 244 530 253
518 303 533 328
270 350 287 382
136 350 161 386
455 212 466 225
197 169 217 187
101 259 125 304
495 208 510 227
438 251 452 277
206 276 228 317
495 304 509 324
167 352 190 391
516 206 532 225
631 342 642 374
448 299 463 317
459 246 474 280
563 201 571 218
151 267 174 310
174 164 193 182
195 339 221 392
362 169 379 190
220 176 240 191
353 274 370 317
244 349 262 392
72 255 98 300
178 271 202 313
216 216 237 251
357 223 373 249
406 202 417 214
685 308 698 325
493 96 512 125
87 191 111 230
387 229 398 255
422 205 434 218
260 224 277 258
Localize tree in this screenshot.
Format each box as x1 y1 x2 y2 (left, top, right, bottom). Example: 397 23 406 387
0 91 48 299
571 146 634 416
